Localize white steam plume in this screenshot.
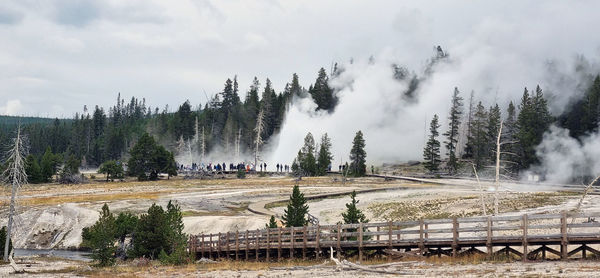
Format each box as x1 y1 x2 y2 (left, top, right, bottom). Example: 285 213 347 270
530 126 600 184
267 49 600 167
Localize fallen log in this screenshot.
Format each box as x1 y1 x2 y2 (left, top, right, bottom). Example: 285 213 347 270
270 261 332 270
383 249 423 258
9 250 25 274
329 247 420 275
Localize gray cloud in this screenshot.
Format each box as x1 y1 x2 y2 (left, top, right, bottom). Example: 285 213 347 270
0 6 23 25
0 0 598 128
53 0 100 27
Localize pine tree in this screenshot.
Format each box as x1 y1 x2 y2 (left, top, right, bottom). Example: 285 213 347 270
163 200 188 264
487 104 501 162
517 86 552 170
423 115 441 173
290 73 303 98
40 147 60 182
341 190 369 241
503 102 519 175
342 190 368 224
443 87 463 173
127 133 174 181
266 216 278 229
316 133 333 176
114 212 137 245
309 68 337 112
25 154 42 184
294 132 317 176
582 75 600 132
132 203 169 259
349 130 367 177
463 90 475 158
468 102 489 170
282 185 309 227
174 100 194 141
86 204 117 266
98 160 124 181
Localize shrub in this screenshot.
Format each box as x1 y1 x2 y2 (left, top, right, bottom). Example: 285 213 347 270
83 204 117 266
236 168 246 179
130 201 188 264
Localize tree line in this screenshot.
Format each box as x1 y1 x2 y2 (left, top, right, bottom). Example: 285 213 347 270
0 68 340 183
423 76 600 181
291 130 367 177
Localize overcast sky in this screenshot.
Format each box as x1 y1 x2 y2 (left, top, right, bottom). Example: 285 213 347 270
1 0 599 117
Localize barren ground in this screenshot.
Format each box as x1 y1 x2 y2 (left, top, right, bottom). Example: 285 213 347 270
1 173 599 276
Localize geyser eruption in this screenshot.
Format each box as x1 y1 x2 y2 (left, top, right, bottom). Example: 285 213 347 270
267 48 600 172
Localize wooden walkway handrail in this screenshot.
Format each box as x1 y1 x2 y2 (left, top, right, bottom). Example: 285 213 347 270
190 211 600 262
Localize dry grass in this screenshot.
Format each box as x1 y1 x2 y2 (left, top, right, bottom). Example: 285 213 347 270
182 202 249 217
82 259 330 277
368 192 575 222
19 191 164 206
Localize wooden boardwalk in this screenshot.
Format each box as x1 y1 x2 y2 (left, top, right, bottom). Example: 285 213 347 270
189 211 600 261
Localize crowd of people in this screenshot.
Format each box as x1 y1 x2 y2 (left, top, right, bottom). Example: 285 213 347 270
178 161 291 173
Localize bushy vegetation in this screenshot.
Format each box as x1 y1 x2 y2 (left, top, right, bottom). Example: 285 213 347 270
266 216 278 228
82 204 117 266
0 226 13 257
282 185 309 227
127 133 177 181
98 160 124 181
292 132 335 177
349 131 367 177
82 201 188 266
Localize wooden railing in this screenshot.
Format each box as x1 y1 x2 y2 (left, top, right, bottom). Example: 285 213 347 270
189 211 600 261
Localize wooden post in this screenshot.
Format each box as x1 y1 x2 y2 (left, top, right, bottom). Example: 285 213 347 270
226 232 230 259
486 216 493 256
452 217 458 257
419 219 425 255
377 226 381 241
542 245 546 260
388 221 393 262
522 214 528 262
235 230 239 261
209 234 213 259
302 226 307 260
583 244 587 259
217 232 222 259
359 222 364 262
561 212 568 260
278 227 282 261
188 235 192 255
266 228 270 262
337 223 342 260
201 234 205 259
255 229 260 261
425 223 429 239
245 230 249 261
290 227 295 259
316 225 321 259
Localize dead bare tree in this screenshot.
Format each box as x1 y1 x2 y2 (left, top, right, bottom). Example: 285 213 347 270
471 163 487 216
3 125 27 262
194 116 199 145
254 108 266 169
200 126 206 161
574 175 600 212
491 120 518 215
493 121 502 215
235 128 242 159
